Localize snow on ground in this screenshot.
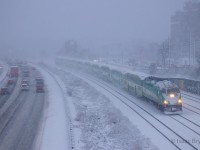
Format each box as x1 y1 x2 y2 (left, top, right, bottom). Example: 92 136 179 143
33 65 70 150
59 71 158 150
35 61 194 150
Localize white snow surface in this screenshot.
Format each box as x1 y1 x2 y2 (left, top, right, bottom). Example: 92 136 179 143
58 69 158 150
155 80 176 89
35 61 200 150
56 58 200 150
38 62 159 150
33 65 70 150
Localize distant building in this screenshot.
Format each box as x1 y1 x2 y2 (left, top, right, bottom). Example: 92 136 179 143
170 1 200 66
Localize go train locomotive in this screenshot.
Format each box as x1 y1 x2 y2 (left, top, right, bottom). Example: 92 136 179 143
56 57 183 114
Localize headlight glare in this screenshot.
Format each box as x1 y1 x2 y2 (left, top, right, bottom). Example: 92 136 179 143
164 100 169 105
178 99 182 104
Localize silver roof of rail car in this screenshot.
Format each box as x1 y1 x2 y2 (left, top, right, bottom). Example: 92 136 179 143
57 57 150 80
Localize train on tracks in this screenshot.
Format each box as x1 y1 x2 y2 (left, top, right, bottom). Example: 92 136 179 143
56 57 184 114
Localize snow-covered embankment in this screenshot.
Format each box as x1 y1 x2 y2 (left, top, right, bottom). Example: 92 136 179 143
34 65 71 150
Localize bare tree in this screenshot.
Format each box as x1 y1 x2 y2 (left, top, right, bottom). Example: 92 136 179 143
159 40 169 67
196 51 200 74
149 63 157 75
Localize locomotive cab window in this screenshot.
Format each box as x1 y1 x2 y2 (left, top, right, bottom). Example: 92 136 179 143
167 88 180 97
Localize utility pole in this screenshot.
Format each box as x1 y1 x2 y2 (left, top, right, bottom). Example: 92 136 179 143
168 37 171 66
189 31 191 66
121 50 124 65
193 39 196 65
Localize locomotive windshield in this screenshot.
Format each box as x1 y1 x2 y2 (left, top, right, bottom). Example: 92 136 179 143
166 88 180 97
167 88 180 94
161 88 180 95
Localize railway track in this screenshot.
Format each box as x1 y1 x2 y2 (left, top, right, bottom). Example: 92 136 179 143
169 115 200 136
60 68 200 150
183 106 200 115
180 92 200 121
182 93 200 104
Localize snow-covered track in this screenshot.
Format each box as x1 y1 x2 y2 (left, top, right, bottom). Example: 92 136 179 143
181 92 200 115
184 103 200 111
183 106 200 115
169 115 200 136
86 77 199 150
63 70 199 150
182 93 200 104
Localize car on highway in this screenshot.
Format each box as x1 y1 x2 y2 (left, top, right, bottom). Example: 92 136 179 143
21 83 29 91
0 87 10 95
36 84 44 93
21 79 29 85
35 77 44 93
7 78 16 85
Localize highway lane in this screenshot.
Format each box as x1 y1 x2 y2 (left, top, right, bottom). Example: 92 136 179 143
0 82 18 109
0 68 45 150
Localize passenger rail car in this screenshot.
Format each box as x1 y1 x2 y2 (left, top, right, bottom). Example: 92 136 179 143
124 73 143 97
110 69 123 86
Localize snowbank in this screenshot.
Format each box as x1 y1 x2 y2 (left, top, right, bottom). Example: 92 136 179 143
33 65 70 150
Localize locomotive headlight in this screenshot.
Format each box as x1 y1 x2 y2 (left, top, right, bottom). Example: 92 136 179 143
178 99 182 104
170 94 175 98
163 100 169 105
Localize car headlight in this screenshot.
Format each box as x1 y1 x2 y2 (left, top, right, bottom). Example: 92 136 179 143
163 100 169 105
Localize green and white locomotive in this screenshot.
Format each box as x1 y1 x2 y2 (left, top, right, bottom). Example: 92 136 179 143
124 72 182 113
142 77 182 113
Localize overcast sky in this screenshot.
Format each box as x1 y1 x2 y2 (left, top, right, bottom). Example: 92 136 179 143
0 0 188 56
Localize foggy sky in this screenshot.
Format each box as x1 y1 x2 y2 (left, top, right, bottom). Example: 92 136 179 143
0 0 188 56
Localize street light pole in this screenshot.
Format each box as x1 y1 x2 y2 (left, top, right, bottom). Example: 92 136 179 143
189 31 193 66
